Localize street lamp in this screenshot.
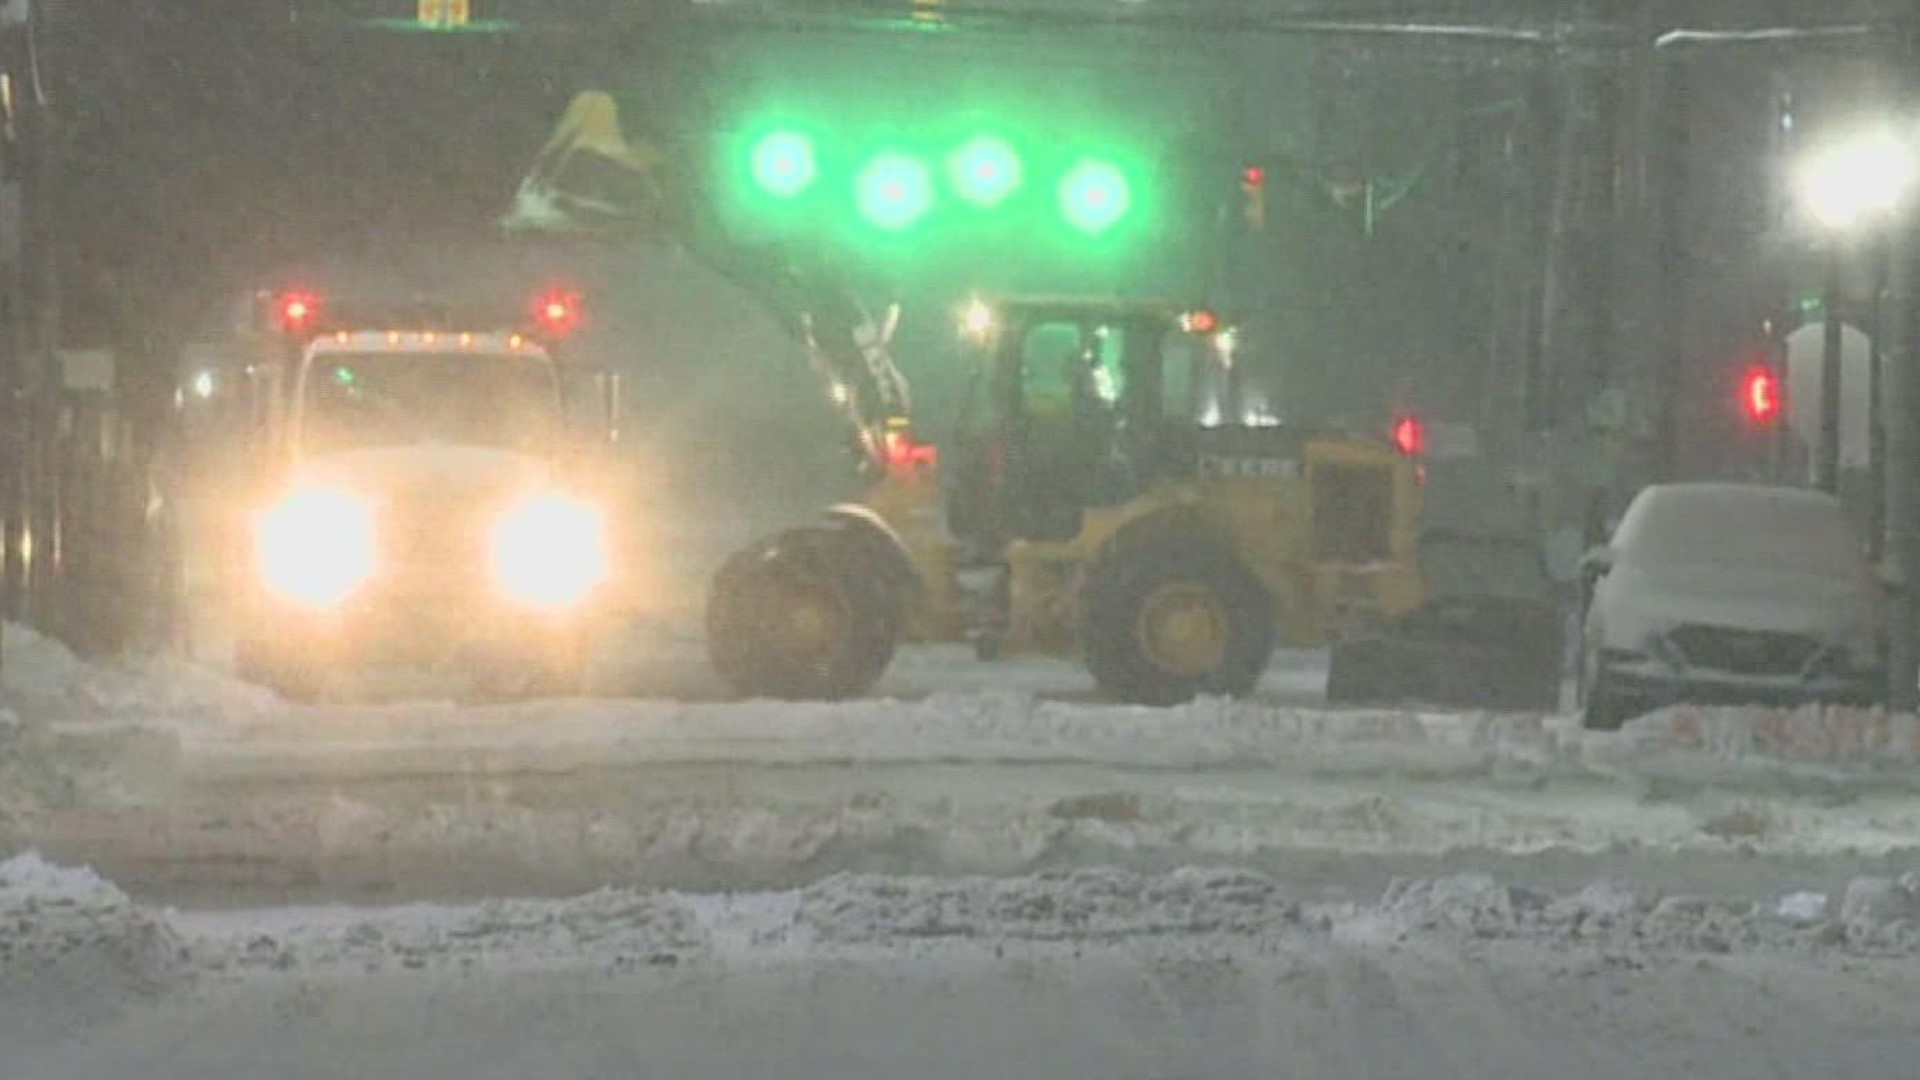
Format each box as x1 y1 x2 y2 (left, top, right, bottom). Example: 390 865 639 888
1795 130 1918 496
1797 126 1920 714
1797 129 1918 232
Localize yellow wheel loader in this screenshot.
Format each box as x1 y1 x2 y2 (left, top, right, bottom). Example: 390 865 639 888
706 296 1428 705
499 91 1557 709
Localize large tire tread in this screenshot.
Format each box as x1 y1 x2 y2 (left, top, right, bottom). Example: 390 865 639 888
706 526 900 700
1080 541 1274 706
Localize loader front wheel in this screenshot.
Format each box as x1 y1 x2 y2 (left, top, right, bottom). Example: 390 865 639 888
1081 543 1274 706
707 528 899 700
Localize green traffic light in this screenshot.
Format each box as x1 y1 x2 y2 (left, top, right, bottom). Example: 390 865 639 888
948 136 1022 207
1059 159 1132 234
855 153 934 231
749 131 818 198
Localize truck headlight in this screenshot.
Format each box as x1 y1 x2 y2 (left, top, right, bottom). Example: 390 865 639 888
255 486 375 608
489 491 609 610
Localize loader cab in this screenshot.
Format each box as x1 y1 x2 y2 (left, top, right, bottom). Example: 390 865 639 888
947 298 1220 545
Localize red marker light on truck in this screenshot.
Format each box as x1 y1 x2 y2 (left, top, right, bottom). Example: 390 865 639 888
277 292 320 334
532 290 583 339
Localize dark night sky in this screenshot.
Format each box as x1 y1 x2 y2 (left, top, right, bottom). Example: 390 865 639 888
42 0 1917 506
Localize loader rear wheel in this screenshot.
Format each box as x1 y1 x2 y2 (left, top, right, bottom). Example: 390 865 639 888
1081 543 1273 706
707 527 899 700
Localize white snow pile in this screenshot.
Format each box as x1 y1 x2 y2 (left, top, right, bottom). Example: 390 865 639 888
1 621 273 724
222 691 1920 800
191 888 709 977
1367 870 1920 955
0 852 187 1011
1590 705 1920 795
0 707 33 847
794 865 1920 957
0 712 104 850
881 691 1564 780
795 867 1303 943
0 710 184 846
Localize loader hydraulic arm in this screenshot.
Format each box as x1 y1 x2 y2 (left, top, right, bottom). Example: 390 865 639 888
502 91 914 476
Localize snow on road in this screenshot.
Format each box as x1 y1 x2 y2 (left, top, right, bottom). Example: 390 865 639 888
8 623 1920 1075
6 621 1920 904
6 849 1920 1079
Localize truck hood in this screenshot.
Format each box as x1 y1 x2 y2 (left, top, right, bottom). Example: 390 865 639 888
290 445 553 504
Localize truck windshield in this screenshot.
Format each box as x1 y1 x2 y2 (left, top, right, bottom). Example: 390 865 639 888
300 352 562 453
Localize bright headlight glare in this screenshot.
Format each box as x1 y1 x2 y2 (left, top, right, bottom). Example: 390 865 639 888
489 491 609 609
255 486 375 608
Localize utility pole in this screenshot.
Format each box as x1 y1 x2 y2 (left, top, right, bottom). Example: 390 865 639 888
1818 245 1845 494
1885 2 1920 715
0 0 33 648
1885 213 1916 712
1870 235 1890 558
1651 55 1690 484
4 0 62 637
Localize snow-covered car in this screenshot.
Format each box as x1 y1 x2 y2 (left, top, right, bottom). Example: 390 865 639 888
1577 483 1885 730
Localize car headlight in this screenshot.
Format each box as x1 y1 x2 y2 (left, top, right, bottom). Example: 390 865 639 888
254 486 375 609
488 491 609 610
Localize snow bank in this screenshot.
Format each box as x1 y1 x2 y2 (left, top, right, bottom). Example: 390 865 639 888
791 864 1920 958
192 888 708 976
1 621 273 724
1367 869 1920 955
0 709 184 853
1579 705 1920 800
2 852 1917 1016
177 685 1920 802
0 852 187 1017
1615 704 1920 762
795 867 1303 943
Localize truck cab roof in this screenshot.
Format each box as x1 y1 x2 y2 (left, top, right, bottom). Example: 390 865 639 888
305 329 553 361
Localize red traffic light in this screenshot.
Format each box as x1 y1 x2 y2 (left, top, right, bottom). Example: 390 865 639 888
1392 413 1425 456
1183 308 1219 334
531 289 583 338
1742 365 1782 424
1241 165 1266 188
276 291 321 334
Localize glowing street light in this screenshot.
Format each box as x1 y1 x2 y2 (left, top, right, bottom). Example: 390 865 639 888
1793 128 1920 502
1797 129 1919 232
